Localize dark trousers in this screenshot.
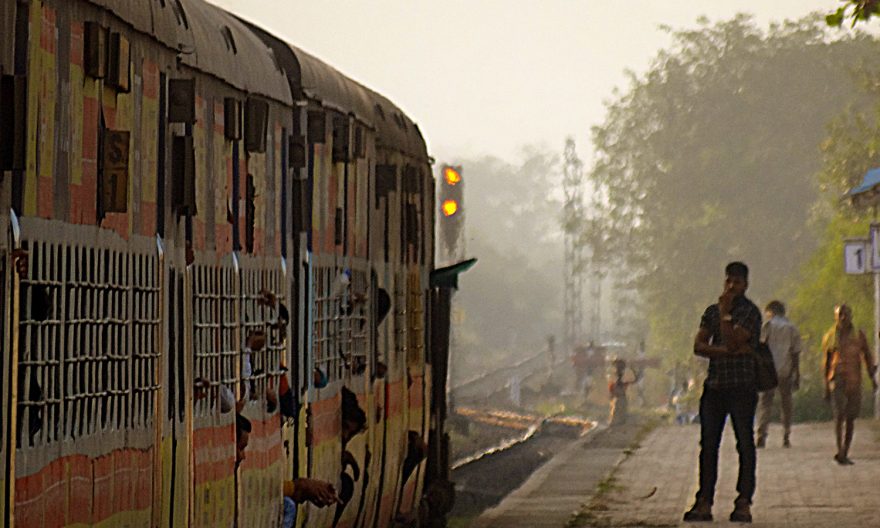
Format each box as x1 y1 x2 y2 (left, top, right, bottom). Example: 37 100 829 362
696 385 758 505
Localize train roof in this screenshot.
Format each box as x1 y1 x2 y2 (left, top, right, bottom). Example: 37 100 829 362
240 21 428 162
87 0 292 105
365 88 429 162
289 44 429 162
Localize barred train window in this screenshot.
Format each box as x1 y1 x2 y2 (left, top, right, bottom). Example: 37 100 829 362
17 238 160 447
240 263 286 405
312 266 369 383
192 264 239 417
191 262 288 416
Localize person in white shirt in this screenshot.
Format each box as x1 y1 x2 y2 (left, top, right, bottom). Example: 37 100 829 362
756 300 801 448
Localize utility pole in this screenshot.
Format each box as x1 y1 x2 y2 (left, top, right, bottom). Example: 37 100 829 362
589 272 602 342
563 138 585 355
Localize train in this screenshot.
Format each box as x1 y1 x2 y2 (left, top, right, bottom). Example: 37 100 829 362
0 0 459 526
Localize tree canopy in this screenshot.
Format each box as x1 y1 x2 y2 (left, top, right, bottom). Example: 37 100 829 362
826 1 880 27
584 14 880 362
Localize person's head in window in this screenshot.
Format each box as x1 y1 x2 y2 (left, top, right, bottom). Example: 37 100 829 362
236 413 252 468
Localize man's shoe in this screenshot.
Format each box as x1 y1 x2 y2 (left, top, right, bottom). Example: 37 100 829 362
729 499 752 523
683 499 713 522
756 436 766 448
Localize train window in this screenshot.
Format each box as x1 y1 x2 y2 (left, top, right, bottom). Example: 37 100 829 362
168 79 196 124
289 133 306 169
405 203 419 261
15 238 160 447
192 264 238 417
311 266 369 383
0 74 26 171
353 126 366 159
245 174 255 253
375 164 397 204
307 110 326 144
221 26 238 54
346 270 369 376
224 98 243 140
334 208 343 246
312 267 338 382
171 135 196 214
84 22 107 79
245 97 269 153
332 116 350 163
107 33 131 93
240 265 287 408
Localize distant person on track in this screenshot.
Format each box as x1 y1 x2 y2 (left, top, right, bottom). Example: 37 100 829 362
608 358 639 425
821 303 877 465
572 342 596 400
756 300 801 449
683 262 761 524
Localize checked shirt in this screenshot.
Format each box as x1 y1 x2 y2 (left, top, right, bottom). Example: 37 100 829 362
700 295 762 390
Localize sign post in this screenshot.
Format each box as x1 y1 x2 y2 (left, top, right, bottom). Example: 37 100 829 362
872 225 880 418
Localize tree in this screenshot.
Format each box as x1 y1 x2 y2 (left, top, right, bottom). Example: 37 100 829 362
783 71 880 419
827 1 880 27
584 14 880 364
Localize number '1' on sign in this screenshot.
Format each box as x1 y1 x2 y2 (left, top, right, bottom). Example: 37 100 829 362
845 239 868 274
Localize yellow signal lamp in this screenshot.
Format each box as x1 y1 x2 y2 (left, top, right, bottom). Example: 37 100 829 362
444 167 461 186
441 199 459 217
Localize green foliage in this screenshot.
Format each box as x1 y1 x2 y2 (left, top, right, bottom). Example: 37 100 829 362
826 1 880 27
584 14 880 367
783 68 880 419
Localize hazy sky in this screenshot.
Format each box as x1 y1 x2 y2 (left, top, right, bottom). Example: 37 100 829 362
212 0 841 163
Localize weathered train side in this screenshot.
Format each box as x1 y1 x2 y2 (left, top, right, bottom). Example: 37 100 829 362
0 0 444 527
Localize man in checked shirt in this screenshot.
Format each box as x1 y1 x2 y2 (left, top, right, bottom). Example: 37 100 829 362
683 262 762 524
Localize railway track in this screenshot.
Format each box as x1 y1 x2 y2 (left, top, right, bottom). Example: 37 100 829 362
448 406 595 519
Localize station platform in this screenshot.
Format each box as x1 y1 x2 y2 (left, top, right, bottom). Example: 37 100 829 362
474 419 880 527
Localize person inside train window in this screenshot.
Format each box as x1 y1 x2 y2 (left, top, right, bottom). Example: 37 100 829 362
341 386 367 447
239 328 266 411
258 288 289 342
17 280 52 445
235 413 251 469
281 477 341 528
264 365 294 416
401 430 428 484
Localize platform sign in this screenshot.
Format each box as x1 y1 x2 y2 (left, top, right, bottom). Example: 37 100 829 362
844 239 868 274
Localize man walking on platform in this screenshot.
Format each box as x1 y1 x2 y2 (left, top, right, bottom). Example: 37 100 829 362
756 300 801 448
821 304 877 465
683 262 761 524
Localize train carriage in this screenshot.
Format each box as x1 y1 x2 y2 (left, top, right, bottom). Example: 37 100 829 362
0 0 450 527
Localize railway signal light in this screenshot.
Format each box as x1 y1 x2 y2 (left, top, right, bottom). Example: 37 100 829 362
438 164 464 257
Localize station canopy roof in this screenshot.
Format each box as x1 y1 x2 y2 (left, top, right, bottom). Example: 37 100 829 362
847 167 880 208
